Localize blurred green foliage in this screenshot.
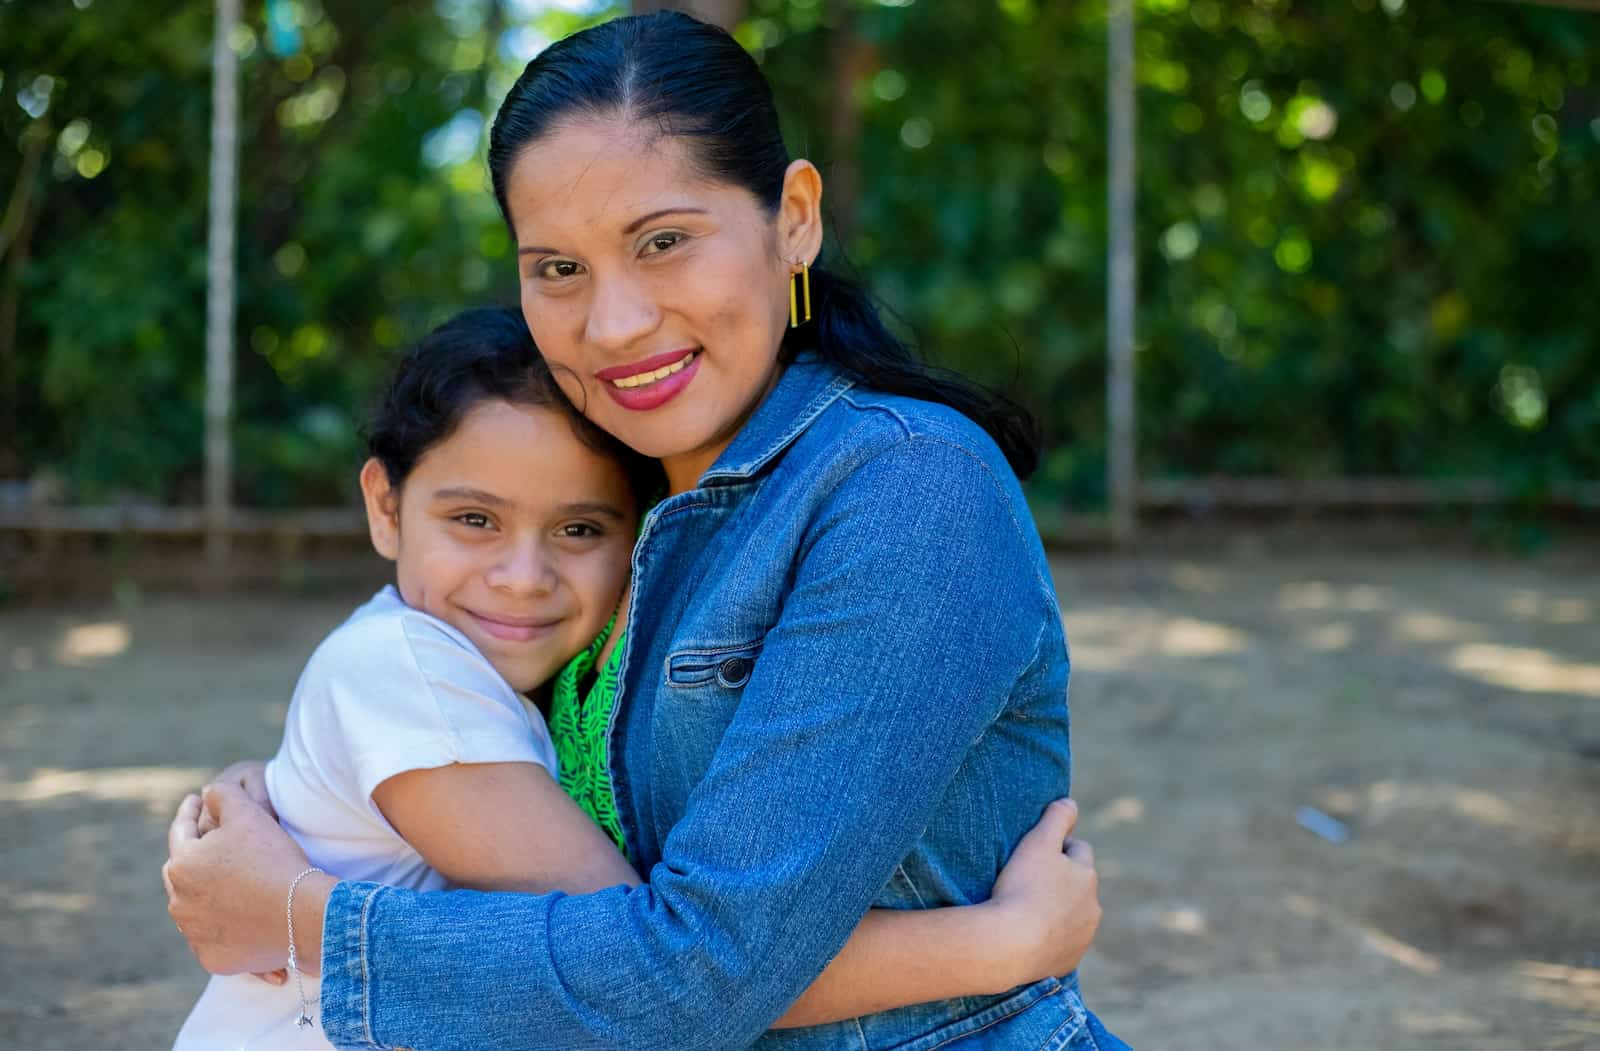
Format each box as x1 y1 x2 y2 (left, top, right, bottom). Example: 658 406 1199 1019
2 0 1596 509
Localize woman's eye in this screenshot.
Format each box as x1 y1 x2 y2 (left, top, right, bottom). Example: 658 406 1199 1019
538 259 583 280
455 512 491 529
559 522 602 539
642 232 683 256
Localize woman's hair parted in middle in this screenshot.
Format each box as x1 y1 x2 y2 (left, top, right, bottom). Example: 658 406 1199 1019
365 305 661 498
486 11 1042 479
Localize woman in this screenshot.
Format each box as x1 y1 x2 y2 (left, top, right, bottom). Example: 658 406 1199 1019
165 12 1128 1049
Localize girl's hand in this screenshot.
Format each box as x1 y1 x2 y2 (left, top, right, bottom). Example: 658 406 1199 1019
163 783 330 976
197 759 272 834
987 798 1102 986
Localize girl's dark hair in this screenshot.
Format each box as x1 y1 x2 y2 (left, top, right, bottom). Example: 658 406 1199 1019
366 306 660 498
486 11 1040 478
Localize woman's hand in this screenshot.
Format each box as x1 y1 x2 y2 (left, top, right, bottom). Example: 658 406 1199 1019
191 759 290 984
163 782 330 976
197 759 272 834
987 798 1102 986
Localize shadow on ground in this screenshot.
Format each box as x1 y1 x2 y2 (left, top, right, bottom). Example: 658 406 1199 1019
2 536 1596 1049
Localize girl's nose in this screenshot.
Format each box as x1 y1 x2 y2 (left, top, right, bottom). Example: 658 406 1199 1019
488 540 558 597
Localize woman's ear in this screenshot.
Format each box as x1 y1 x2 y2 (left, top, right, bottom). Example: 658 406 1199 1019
359 458 401 561
777 158 824 267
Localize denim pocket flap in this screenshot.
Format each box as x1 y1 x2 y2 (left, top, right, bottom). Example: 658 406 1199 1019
885 978 1087 1051
665 640 764 689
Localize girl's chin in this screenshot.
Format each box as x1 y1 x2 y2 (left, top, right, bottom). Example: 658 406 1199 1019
499 668 553 695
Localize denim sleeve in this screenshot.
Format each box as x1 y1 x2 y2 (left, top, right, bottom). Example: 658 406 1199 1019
318 436 1057 1051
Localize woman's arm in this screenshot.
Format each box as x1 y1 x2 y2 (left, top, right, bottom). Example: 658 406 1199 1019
774 799 1098 1028
165 439 1082 1049
375 763 1099 1026
168 773 1097 1026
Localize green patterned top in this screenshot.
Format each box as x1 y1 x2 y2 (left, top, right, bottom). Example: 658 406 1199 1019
549 613 628 856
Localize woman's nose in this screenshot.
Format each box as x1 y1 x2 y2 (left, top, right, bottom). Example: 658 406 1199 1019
584 271 661 353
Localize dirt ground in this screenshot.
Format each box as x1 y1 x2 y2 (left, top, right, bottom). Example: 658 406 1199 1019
3 532 1598 1050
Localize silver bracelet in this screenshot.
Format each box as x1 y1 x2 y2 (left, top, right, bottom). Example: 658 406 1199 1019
286 866 324 1029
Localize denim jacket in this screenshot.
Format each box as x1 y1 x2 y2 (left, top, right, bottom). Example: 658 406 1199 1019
319 357 1118 1050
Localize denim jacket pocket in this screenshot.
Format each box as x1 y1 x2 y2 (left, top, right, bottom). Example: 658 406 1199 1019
887 977 1088 1051
664 639 765 691
650 639 768 819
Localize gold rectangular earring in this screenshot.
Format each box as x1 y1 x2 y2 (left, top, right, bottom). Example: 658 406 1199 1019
789 261 811 329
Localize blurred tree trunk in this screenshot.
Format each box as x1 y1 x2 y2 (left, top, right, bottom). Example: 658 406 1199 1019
630 0 747 30
0 123 48 479
1107 0 1137 542
206 0 241 567
825 0 871 245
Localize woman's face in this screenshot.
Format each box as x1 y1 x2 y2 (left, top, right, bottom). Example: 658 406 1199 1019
359 399 637 693
505 116 821 493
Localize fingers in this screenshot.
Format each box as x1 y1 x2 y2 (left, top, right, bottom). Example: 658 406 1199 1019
168 793 202 854
201 780 255 826
1065 837 1096 869
213 759 275 815
1035 797 1079 847
253 969 288 986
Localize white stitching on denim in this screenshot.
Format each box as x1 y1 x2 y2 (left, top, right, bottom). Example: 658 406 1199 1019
891 862 929 908
359 885 379 1049
700 373 856 483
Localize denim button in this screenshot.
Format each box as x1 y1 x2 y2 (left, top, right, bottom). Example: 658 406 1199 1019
716 656 753 688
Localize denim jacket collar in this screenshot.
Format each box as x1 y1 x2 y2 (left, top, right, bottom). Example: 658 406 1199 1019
698 353 855 487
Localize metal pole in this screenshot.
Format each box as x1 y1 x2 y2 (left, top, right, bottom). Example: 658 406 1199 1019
205 0 240 569
1107 0 1137 543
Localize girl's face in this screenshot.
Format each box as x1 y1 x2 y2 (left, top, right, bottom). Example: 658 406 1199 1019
359 399 637 694
506 116 822 494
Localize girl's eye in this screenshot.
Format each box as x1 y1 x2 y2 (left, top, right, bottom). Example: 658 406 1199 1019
559 522 602 539
538 259 583 280
642 232 683 256
455 512 491 529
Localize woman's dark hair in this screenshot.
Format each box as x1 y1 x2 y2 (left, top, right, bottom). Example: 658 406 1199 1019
486 11 1041 478
366 306 661 499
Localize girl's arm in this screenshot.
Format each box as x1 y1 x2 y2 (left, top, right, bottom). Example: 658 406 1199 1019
371 761 1099 1027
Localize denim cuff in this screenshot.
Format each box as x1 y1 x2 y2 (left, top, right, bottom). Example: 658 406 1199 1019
320 880 386 1050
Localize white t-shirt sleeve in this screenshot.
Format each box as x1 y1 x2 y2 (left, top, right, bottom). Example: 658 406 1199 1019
292 599 558 815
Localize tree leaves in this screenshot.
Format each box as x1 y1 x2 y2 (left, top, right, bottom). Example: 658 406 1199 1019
4 0 1596 507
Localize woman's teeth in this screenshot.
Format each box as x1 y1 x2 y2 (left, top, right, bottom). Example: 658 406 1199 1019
611 352 695 389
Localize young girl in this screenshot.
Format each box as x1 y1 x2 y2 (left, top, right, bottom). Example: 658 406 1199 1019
172 307 1097 1049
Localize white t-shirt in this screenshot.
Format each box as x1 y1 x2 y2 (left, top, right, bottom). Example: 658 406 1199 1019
174 586 559 1051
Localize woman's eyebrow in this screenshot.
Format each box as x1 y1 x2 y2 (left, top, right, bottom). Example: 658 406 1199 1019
516 208 710 255
622 207 707 234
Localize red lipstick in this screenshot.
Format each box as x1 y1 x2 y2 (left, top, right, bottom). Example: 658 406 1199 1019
596 348 700 412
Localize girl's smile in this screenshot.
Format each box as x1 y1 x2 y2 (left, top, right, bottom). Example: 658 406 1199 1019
464 608 567 643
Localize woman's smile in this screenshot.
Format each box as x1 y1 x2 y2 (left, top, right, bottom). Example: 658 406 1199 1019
596 348 702 411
